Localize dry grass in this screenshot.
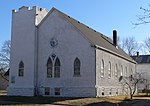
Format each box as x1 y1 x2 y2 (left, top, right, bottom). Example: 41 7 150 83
0 91 150 106
53 96 133 105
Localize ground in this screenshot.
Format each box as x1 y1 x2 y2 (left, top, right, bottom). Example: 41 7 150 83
0 91 150 106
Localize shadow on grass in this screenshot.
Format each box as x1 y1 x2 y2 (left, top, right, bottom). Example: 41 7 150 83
85 99 150 106
0 95 79 105
1 95 150 106
85 101 118 106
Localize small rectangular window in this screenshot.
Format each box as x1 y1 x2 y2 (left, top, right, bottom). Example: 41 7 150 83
55 88 60 95
45 87 50 95
11 76 15 83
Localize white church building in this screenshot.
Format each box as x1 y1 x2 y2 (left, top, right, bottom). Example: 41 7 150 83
7 6 136 97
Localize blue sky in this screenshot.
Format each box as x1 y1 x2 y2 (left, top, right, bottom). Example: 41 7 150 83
0 0 150 47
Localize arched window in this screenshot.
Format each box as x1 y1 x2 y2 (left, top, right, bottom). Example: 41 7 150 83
125 67 127 77
130 68 133 81
131 69 133 76
108 61 111 78
74 58 81 76
47 58 53 78
101 60 104 77
54 58 60 78
18 61 24 76
115 64 118 78
121 65 123 76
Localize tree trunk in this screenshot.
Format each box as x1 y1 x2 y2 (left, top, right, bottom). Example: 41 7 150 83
130 94 133 99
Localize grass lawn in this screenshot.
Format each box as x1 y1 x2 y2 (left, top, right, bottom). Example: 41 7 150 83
0 95 150 106
0 90 150 106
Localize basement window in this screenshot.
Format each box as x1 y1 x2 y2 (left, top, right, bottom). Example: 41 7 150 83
55 88 60 95
45 87 50 95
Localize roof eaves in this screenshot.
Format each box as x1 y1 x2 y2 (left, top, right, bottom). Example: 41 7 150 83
95 45 136 64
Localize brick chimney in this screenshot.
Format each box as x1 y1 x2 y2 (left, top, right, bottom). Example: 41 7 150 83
137 52 139 57
113 30 117 47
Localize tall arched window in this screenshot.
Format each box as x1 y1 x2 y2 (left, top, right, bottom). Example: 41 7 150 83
130 68 133 80
121 65 123 76
131 69 133 76
101 59 104 77
47 57 53 78
54 58 60 78
108 61 111 78
115 64 118 78
74 58 81 76
18 61 24 76
125 67 127 77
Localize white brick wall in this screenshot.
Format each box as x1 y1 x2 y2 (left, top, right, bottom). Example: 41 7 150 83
95 49 136 97
7 87 34 96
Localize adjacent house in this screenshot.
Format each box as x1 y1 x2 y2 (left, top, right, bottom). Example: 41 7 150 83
7 6 136 97
131 52 150 93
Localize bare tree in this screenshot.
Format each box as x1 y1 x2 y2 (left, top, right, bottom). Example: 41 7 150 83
133 5 150 26
120 36 140 56
0 40 11 71
137 72 150 96
144 37 150 53
120 72 145 99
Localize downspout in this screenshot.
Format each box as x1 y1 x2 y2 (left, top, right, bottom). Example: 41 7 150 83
94 48 97 97
34 26 39 96
34 7 39 96
91 45 97 97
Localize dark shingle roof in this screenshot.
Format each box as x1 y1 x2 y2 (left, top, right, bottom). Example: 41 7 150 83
131 55 150 64
38 7 136 64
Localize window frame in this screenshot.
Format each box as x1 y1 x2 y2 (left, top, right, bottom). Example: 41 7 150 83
74 58 81 77
108 61 111 78
125 67 127 77
18 61 24 77
55 88 61 96
121 65 123 77
45 87 50 95
47 58 53 78
101 59 104 78
54 58 61 78
115 64 118 78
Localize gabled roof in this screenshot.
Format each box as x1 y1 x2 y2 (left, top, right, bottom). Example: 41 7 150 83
38 7 136 63
131 55 150 64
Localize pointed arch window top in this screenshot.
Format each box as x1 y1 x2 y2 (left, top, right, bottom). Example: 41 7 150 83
74 58 80 66
47 57 52 66
55 58 60 66
19 61 24 68
54 57 61 78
